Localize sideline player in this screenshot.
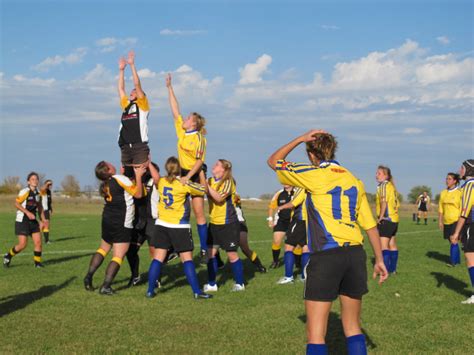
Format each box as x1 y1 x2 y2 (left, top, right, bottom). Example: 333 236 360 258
40 179 53 244
416 191 431 225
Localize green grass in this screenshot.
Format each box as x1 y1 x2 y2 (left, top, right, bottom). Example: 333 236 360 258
0 203 472 354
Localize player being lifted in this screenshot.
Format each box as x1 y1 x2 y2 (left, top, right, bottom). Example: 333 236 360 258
268 129 387 354
118 50 151 167
40 179 53 244
438 173 462 267
4 172 46 268
166 73 209 264
416 191 430 225
450 159 474 304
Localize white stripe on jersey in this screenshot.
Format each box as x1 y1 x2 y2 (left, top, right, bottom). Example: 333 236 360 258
16 187 30 222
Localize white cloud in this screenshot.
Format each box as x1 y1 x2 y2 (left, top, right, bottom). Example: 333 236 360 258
160 29 207 36
136 68 157 79
416 56 473 85
95 37 137 53
436 36 450 45
320 24 340 31
403 127 423 134
32 47 88 72
238 54 272 85
13 74 56 87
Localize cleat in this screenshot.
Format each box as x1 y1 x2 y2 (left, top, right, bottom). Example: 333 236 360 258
277 276 294 285
199 250 209 265
3 254 11 268
257 264 267 273
146 291 156 298
269 261 281 269
194 292 213 299
84 276 94 291
99 286 115 295
231 283 245 292
127 275 141 287
166 252 179 264
203 283 218 292
446 263 455 268
461 295 474 304
35 263 44 268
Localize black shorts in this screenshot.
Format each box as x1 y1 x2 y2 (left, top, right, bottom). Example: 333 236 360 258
44 210 51 220
286 220 307 247
131 218 156 245
149 224 194 253
208 222 240 252
273 220 290 233
304 245 368 302
443 223 457 240
418 205 427 212
239 222 248 233
102 219 133 244
181 164 208 184
460 224 474 253
15 220 40 236
120 142 150 165
377 220 398 238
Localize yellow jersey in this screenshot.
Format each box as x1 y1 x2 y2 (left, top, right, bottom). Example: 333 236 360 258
460 179 474 224
376 180 400 223
291 187 307 222
155 178 205 228
208 177 238 225
175 115 206 170
276 160 376 252
438 187 462 225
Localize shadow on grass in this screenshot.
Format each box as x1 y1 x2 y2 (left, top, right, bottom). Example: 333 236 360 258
0 276 76 317
44 253 93 266
298 313 377 352
426 251 450 264
430 272 471 297
50 235 87 243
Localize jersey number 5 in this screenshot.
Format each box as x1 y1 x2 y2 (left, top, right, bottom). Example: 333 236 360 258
163 187 174 207
327 186 358 221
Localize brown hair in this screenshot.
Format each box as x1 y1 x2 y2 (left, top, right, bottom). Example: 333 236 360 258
95 161 113 197
216 159 233 190
306 133 337 162
192 112 207 135
378 165 398 193
165 157 181 183
27 172 39 182
447 172 460 186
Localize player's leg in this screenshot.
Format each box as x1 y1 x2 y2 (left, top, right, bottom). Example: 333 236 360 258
270 231 285 268
340 295 367 354
99 242 130 295
4 235 28 267
84 240 111 291
42 217 50 244
380 237 391 272
147 247 167 297
388 236 398 274
239 228 266 273
192 195 208 264
204 246 219 291
227 250 245 291
461 252 474 304
31 231 43 267
180 251 212 299
423 211 428 225
301 244 310 280
278 243 296 284
294 245 303 268
417 210 421 224
306 300 332 354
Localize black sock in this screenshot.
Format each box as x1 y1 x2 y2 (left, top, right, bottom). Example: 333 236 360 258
126 244 140 278
86 253 104 278
294 254 302 268
272 248 281 263
216 251 224 267
424 218 427 225
102 260 121 289
34 251 42 265
6 246 19 259
252 256 264 268
44 232 49 242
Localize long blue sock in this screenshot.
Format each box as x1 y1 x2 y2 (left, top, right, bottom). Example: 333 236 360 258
183 260 201 294
230 259 245 285
207 257 218 286
450 244 458 265
301 252 310 278
306 343 328 355
346 334 367 355
453 244 461 264
382 250 391 272
469 267 474 287
390 250 398 273
284 251 295 278
147 259 162 294
197 224 208 251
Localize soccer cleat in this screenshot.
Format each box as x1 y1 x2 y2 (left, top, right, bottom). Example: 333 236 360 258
127 275 142 287
277 276 294 285
83 276 94 291
461 295 474 304
203 283 218 292
269 260 281 269
166 252 179 263
146 291 156 299
35 263 44 268
199 249 209 265
99 286 115 295
194 292 213 299
3 254 11 267
446 263 455 268
231 283 245 292
257 264 267 273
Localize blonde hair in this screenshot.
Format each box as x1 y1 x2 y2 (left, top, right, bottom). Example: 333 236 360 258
306 133 338 162
165 157 181 183
378 165 398 193
192 112 207 135
216 159 233 190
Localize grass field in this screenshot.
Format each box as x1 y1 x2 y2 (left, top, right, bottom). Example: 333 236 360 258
0 198 472 354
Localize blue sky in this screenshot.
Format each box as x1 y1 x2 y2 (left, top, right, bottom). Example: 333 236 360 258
1 0 473 197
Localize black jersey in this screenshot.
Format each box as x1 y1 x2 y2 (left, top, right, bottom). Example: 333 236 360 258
41 188 52 212
134 177 158 228
16 187 41 222
418 195 429 209
118 97 150 146
270 188 295 224
102 175 137 228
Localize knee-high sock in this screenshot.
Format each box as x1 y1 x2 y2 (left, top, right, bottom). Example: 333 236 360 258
43 229 50 242
33 251 42 265
87 249 106 278
469 267 474 287
230 259 244 285
382 250 391 271
215 251 224 268
301 252 310 278
424 218 427 225
272 243 281 262
306 344 328 355
102 257 122 288
126 244 140 278
197 224 208 251
183 260 201 294
284 251 295 278
147 259 162 293
450 244 460 265
207 257 218 286
346 334 367 355
6 246 19 259
390 250 398 273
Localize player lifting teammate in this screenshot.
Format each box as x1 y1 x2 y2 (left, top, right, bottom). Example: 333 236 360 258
268 129 387 354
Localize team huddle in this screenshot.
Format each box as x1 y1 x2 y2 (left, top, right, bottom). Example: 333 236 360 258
3 51 473 354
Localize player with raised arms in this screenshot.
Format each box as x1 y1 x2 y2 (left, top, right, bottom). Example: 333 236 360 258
166 73 209 264
204 159 246 292
267 129 388 354
438 173 462 267
83 161 145 295
450 159 474 304
376 166 400 274
4 172 46 268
